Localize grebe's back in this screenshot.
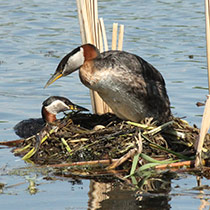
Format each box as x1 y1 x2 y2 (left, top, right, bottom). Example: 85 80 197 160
14 118 44 138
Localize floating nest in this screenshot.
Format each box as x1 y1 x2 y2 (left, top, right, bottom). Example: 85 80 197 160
11 112 210 168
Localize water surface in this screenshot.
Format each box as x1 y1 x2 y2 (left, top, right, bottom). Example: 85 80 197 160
0 0 209 209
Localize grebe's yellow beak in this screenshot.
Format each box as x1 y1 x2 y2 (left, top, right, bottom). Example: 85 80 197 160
44 72 63 88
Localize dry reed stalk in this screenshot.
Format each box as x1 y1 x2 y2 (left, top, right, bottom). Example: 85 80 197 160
118 25 124 50
195 96 210 166
76 0 124 115
93 0 98 47
106 148 137 170
205 0 210 98
195 0 210 167
98 19 104 52
76 0 111 114
112 23 118 50
76 0 85 43
99 18 108 51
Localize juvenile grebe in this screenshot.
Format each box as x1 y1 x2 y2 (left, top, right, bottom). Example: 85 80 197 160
45 44 172 123
14 96 88 138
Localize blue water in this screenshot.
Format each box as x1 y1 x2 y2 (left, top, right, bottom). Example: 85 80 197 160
0 0 209 209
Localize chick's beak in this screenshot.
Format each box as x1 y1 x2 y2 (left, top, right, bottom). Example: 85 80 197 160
44 72 63 88
69 104 89 112
68 105 76 110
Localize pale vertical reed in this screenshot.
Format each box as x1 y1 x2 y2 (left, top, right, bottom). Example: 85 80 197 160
76 0 124 114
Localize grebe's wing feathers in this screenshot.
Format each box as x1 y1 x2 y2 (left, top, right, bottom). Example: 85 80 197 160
98 50 171 122
100 50 165 85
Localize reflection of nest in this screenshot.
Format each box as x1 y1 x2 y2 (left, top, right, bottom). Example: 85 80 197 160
12 112 210 166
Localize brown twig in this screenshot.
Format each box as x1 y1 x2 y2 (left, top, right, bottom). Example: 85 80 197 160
0 139 24 147
46 159 118 168
156 159 209 170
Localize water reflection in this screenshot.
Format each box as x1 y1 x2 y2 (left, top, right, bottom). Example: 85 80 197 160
88 180 171 210
86 173 210 210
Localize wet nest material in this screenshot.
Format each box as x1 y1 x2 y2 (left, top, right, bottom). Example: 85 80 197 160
12 112 210 167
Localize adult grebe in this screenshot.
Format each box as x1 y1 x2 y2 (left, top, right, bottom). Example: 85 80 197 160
45 44 172 123
14 96 88 138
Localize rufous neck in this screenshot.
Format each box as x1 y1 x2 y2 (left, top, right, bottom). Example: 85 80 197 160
82 44 100 61
41 107 56 123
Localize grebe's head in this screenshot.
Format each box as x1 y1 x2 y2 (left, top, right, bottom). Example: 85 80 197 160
41 96 88 123
44 44 100 88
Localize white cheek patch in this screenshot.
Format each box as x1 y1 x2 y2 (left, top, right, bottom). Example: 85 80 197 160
45 100 69 115
63 47 85 75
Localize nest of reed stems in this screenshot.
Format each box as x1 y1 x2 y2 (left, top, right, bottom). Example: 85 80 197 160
11 112 210 170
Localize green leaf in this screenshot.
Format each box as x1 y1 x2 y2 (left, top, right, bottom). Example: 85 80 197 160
140 153 176 164
129 153 140 176
137 163 161 172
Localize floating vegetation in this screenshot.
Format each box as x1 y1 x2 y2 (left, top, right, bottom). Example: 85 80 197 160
6 113 209 164
1 112 210 188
